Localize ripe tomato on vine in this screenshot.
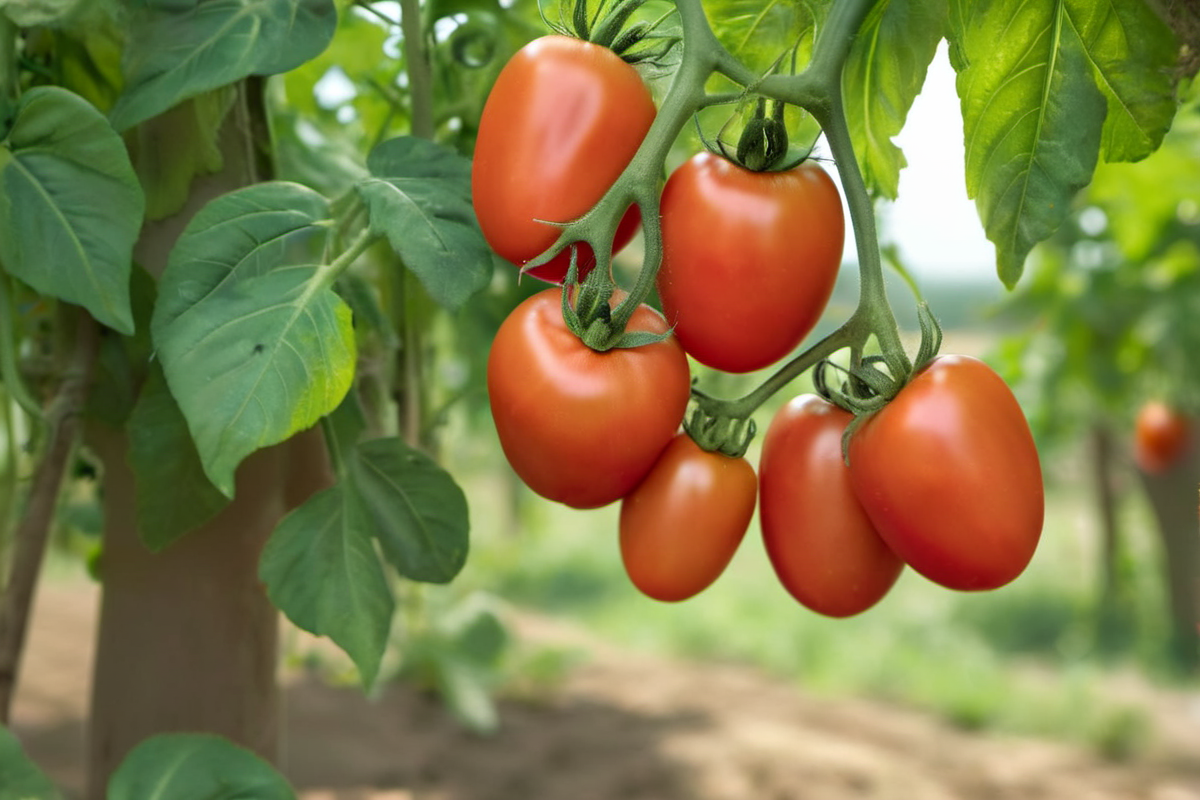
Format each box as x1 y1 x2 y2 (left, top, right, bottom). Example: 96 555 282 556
471 35 654 283
657 152 845 373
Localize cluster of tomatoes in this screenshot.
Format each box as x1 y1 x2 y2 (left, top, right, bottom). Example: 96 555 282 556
474 35 1045 616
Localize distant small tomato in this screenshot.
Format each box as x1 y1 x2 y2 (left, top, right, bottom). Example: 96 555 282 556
759 395 903 617
620 434 757 602
1134 401 1191 474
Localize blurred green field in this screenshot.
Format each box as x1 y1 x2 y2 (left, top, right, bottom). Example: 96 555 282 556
444 378 1193 761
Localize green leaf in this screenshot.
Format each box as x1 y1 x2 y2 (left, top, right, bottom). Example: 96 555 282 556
127 365 231 551
260 483 394 687
702 0 823 77
843 0 948 199
107 732 294 800
0 725 62 800
350 437 469 583
1072 0 1177 163
0 87 142 333
109 0 338 132
951 0 1106 287
358 136 491 310
152 182 347 495
154 266 356 497
152 180 330 332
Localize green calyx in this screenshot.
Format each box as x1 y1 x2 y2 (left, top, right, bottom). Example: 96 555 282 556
684 403 755 459
734 97 791 172
559 254 671 352
565 0 680 64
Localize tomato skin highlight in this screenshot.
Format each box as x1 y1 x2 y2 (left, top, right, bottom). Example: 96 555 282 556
487 289 690 509
471 35 656 283
657 152 845 373
759 395 903 617
847 355 1044 592
1134 400 1191 474
620 434 757 602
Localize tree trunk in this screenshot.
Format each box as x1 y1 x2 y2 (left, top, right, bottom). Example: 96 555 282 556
1137 428 1200 672
85 430 286 795
84 79 298 794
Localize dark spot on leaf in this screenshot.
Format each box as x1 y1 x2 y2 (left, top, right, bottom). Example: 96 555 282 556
253 343 265 354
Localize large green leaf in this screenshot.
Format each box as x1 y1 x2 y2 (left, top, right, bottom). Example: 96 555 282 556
950 0 1107 287
350 437 469 584
843 0 948 200
260 483 394 687
1072 0 1177 163
153 181 331 331
152 182 345 496
0 87 142 333
357 136 491 310
107 733 294 800
109 0 338 131
154 266 356 497
0 725 61 800
127 365 231 551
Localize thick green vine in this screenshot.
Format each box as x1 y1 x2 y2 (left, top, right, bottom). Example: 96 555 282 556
529 0 933 453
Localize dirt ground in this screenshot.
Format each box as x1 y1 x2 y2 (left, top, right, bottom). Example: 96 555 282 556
10 578 1200 800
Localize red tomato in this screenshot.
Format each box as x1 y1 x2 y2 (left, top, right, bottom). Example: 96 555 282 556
759 395 903 617
1134 400 1191 474
620 433 757 602
656 152 845 373
487 288 690 508
848 355 1044 591
472 35 655 283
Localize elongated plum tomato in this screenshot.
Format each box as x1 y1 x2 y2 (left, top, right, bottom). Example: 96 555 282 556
487 288 690 509
620 434 757 602
471 36 655 283
759 395 903 617
656 152 845 373
847 355 1044 591
1134 400 1191 474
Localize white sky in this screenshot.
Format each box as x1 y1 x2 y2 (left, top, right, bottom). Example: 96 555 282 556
845 42 997 282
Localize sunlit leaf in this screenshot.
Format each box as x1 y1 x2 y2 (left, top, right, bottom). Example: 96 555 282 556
950 0 1106 287
0 87 142 333
843 0 948 199
109 0 338 131
107 733 294 800
1073 0 1177 163
350 436 469 583
154 266 356 497
260 483 394 687
358 136 492 310
152 182 347 495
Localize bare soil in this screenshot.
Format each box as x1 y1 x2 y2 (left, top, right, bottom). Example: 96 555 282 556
10 579 1200 800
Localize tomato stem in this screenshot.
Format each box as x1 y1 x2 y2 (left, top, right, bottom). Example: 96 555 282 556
398 0 435 140
319 228 379 289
